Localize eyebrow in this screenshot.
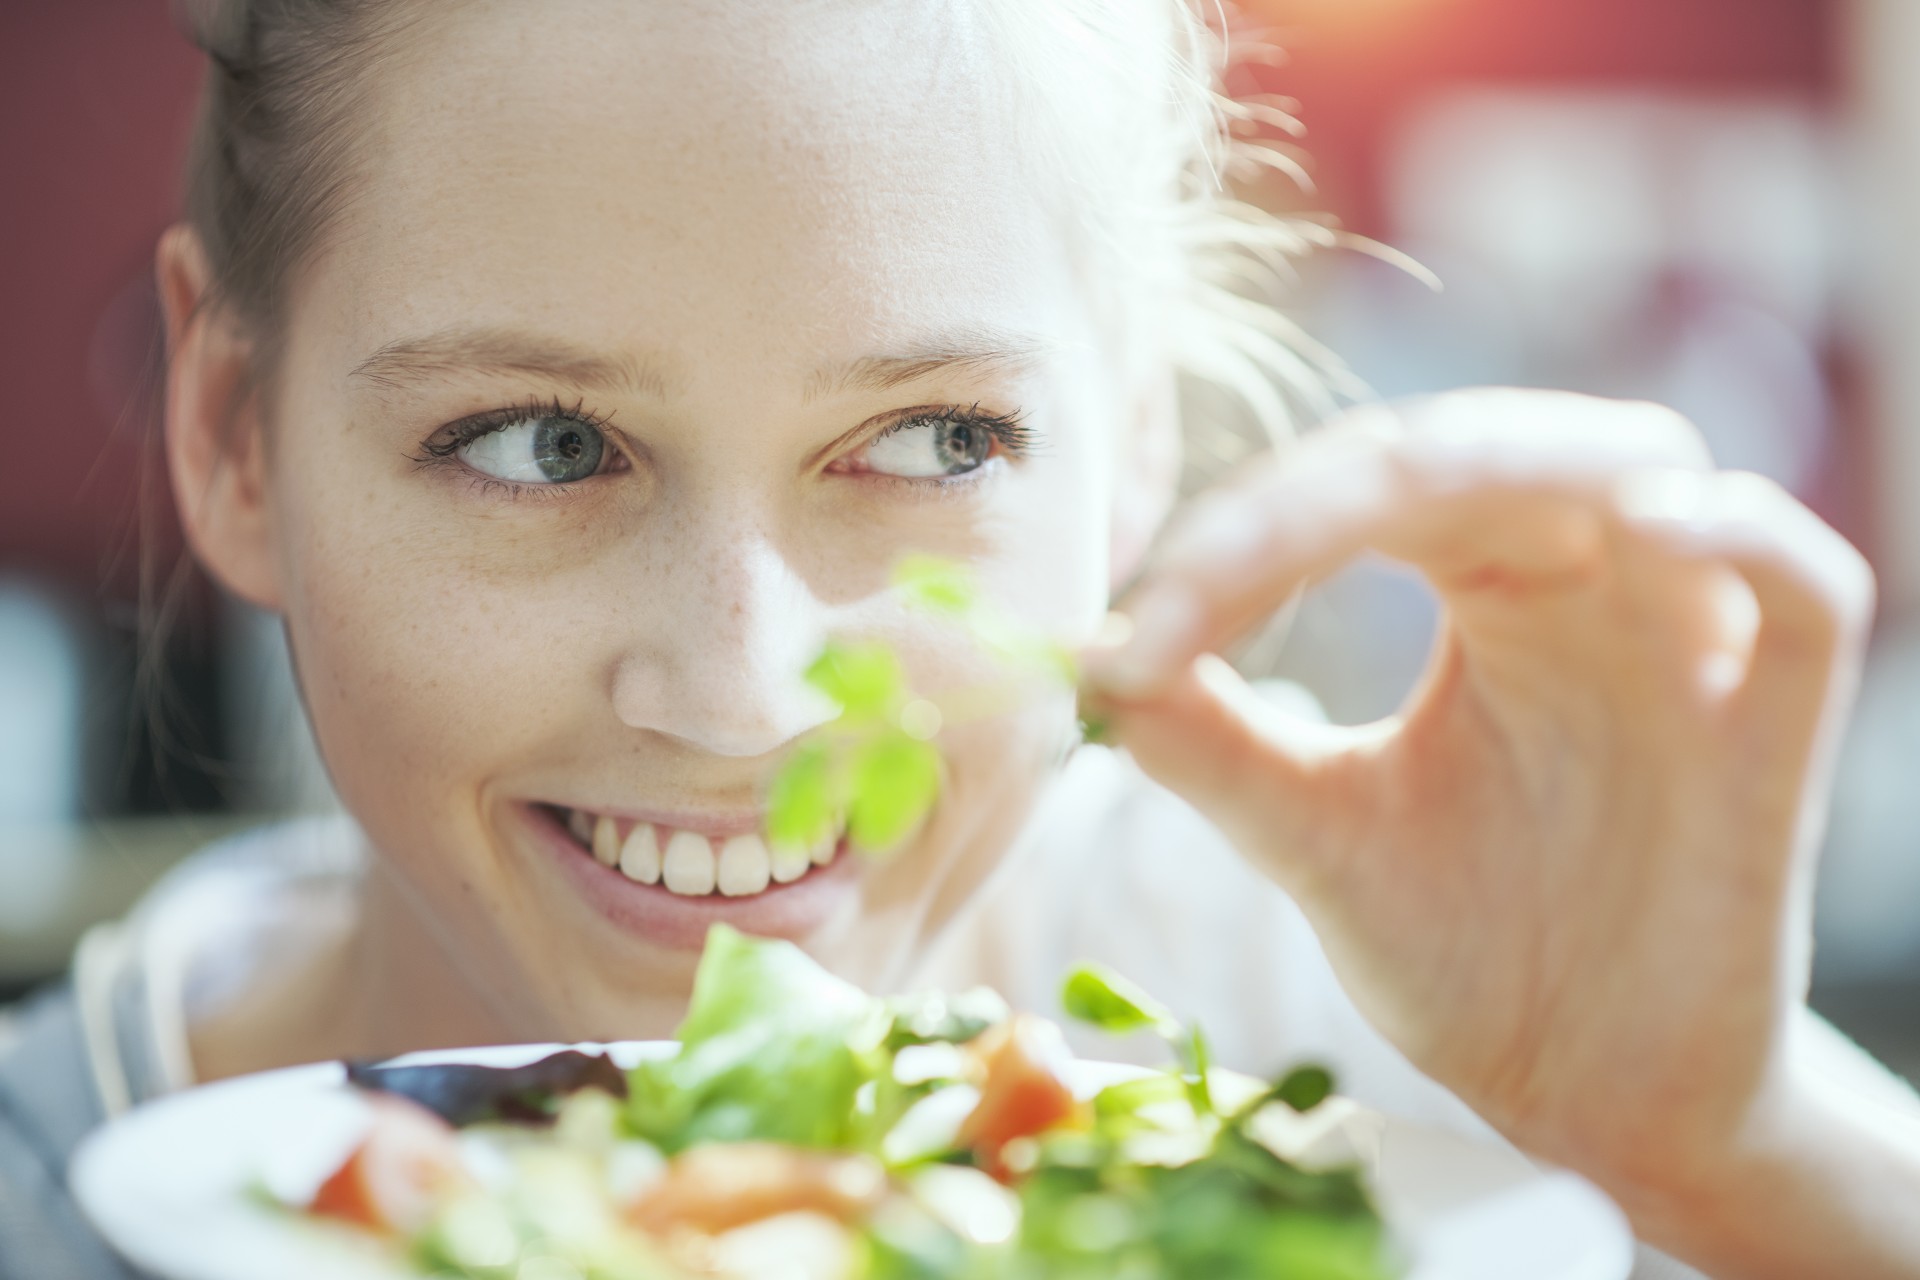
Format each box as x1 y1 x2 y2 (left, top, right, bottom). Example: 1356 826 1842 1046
349 328 671 398
800 329 1063 405
348 325 1063 402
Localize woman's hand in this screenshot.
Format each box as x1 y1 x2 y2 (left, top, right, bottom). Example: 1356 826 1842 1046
1081 389 1918 1276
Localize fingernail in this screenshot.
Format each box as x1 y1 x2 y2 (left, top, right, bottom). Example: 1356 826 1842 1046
1616 469 1713 530
1081 594 1200 697
1192 652 1244 701
1093 610 1136 648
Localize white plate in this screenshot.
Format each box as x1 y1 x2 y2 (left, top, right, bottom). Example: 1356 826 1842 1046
73 1042 1634 1280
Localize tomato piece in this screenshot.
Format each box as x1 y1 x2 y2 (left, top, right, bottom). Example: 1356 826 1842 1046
309 1094 468 1236
959 1015 1084 1180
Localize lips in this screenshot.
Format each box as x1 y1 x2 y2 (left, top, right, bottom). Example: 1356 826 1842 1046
523 802 862 950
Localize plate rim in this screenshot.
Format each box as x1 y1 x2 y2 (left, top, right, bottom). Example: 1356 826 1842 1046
72 1040 1635 1280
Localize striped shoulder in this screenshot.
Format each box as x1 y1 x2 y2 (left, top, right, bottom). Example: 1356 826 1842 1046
0 988 143 1278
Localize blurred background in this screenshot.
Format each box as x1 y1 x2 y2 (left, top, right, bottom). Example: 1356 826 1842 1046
1 1 1915 1074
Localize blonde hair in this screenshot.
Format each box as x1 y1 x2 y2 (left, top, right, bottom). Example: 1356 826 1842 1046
977 0 1362 468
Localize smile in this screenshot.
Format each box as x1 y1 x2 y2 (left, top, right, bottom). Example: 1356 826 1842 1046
553 806 844 899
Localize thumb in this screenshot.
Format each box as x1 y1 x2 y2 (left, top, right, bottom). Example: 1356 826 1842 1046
1086 652 1387 890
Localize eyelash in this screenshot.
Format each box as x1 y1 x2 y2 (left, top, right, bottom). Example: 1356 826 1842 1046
409 397 1037 501
409 395 625 502
858 403 1040 497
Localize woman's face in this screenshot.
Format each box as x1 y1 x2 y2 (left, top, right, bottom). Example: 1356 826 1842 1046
245 0 1131 1037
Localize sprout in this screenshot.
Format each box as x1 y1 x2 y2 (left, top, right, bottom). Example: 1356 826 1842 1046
1061 964 1181 1039
763 556 1080 860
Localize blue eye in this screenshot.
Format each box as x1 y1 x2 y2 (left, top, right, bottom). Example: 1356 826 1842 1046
458 415 607 484
863 416 996 479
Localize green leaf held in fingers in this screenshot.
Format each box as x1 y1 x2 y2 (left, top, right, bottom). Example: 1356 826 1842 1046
897 556 1077 685
893 554 979 617
846 730 941 854
765 737 839 855
764 554 1085 863
805 640 907 723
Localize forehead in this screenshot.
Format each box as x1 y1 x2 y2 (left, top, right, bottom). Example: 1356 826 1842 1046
308 0 1078 379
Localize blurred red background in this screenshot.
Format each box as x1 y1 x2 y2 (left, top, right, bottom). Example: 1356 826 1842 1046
0 0 1850 592
1 2 202 589
1251 0 1834 230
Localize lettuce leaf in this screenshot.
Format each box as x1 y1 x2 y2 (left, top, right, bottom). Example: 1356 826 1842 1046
625 925 881 1153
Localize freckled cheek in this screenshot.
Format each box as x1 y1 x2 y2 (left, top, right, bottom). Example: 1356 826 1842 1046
887 536 1093 818
281 513 599 833
946 687 1075 780
989 467 1113 643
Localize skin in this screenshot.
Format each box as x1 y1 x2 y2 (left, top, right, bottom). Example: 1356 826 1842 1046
162 0 1146 1052
157 0 1920 1275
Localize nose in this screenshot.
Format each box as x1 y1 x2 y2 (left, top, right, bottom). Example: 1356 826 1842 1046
609 510 838 759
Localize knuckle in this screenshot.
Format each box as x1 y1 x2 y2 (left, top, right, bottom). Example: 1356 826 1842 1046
1622 401 1713 467
1718 470 1877 640
1828 540 1878 633
1719 467 1785 497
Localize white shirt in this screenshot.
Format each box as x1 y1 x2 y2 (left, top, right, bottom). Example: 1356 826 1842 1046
909 743 1497 1137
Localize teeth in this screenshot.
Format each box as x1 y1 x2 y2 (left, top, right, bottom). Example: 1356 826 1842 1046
567 808 594 846
567 806 844 897
770 839 810 884
620 822 662 885
717 834 772 897
662 829 717 896
591 814 622 868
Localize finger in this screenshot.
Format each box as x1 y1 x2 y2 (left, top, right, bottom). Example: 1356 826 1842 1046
1089 652 1389 895
1083 390 1712 698
1616 469 1876 756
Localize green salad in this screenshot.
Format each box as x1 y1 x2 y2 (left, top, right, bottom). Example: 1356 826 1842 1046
303 926 1396 1280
